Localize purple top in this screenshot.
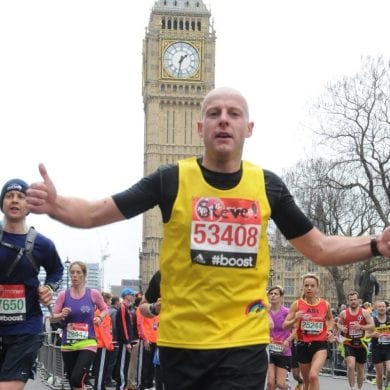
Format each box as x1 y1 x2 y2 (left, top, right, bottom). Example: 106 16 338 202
269 305 291 356
58 288 98 345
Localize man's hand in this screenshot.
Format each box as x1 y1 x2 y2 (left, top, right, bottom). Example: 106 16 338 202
38 285 53 306
154 298 162 314
26 163 57 215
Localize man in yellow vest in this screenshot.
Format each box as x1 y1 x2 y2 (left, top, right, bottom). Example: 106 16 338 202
26 87 390 390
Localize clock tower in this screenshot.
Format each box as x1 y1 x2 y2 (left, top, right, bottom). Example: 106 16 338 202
140 0 215 290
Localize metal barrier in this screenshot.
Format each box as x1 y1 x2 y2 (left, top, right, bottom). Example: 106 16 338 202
36 337 376 388
37 331 70 390
321 342 375 382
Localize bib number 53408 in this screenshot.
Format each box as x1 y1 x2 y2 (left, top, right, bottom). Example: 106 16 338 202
192 223 259 247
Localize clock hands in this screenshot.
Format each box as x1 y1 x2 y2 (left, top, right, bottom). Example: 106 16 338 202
177 54 188 76
163 42 199 78
178 54 188 65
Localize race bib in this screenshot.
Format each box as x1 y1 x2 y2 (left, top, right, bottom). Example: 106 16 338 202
379 334 390 344
0 284 26 323
269 341 284 354
191 197 261 268
66 323 89 343
301 320 323 335
377 325 390 344
349 322 363 338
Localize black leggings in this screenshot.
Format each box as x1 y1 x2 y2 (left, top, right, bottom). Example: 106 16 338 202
62 349 96 389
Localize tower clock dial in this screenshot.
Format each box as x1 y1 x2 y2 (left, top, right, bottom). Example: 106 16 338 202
163 41 200 79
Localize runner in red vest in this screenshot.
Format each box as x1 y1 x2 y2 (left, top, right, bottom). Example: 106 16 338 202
284 274 334 390
337 291 374 390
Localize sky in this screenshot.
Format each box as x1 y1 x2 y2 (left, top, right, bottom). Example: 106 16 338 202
1 0 389 289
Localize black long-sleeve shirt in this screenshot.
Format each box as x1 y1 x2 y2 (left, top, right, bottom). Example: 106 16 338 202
113 158 313 240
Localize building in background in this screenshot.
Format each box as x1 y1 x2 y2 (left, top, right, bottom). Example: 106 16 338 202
269 234 390 309
86 263 102 290
139 0 216 292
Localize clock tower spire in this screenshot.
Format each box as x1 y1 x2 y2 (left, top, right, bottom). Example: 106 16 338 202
140 0 215 290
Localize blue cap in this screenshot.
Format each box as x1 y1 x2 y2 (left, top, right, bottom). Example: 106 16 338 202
121 287 136 297
1 178 29 212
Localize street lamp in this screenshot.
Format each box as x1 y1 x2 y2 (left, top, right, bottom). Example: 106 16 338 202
269 268 274 287
64 257 71 289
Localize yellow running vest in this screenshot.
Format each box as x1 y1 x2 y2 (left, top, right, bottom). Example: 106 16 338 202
158 157 271 349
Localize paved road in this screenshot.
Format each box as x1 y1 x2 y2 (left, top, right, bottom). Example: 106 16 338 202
318 375 375 389
25 374 376 389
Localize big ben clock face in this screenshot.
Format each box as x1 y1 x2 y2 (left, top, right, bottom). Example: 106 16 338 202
163 41 200 79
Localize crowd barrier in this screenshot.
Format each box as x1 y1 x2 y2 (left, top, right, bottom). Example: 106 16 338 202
35 336 376 389
37 332 70 390
319 342 375 382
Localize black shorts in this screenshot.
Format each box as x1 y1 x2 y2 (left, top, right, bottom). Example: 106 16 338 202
344 345 367 364
372 344 390 364
291 341 299 369
296 341 328 364
269 353 291 370
0 333 43 382
159 344 267 390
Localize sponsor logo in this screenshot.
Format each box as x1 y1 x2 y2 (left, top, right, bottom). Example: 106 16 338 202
246 300 267 315
80 305 92 313
0 314 23 321
211 254 254 268
193 254 206 264
194 198 259 223
6 184 23 192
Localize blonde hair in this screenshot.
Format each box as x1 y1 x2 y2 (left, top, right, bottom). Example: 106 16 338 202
302 273 320 286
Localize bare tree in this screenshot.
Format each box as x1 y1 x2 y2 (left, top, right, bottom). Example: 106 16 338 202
283 57 390 303
316 56 390 301
316 56 390 229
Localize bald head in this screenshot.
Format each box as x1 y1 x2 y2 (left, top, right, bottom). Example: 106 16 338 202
201 87 250 120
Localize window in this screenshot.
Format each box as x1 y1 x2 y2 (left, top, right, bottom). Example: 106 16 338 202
308 262 317 273
284 278 294 296
285 259 293 272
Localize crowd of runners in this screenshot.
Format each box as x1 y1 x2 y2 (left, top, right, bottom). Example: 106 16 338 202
267 275 390 390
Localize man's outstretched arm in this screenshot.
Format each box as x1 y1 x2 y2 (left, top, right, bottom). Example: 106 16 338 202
26 163 124 228
290 226 390 266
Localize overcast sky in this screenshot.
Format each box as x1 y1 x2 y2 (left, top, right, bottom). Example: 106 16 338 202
1 0 389 289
